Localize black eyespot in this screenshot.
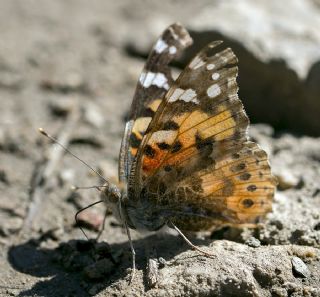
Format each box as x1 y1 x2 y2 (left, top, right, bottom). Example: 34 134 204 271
239 173 251 181
164 165 172 172
171 141 182 153
231 162 246 172
144 145 156 158
242 199 254 208
237 163 246 170
232 153 240 159
247 185 257 192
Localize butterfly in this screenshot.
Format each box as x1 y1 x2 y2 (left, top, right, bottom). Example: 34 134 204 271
97 23 276 280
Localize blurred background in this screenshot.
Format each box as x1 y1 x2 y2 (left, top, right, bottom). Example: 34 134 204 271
1 1 320 296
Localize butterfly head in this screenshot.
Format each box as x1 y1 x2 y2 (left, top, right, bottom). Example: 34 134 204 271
100 182 126 223
100 182 121 205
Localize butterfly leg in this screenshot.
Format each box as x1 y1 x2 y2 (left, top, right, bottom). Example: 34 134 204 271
95 206 109 241
124 220 136 284
168 220 215 257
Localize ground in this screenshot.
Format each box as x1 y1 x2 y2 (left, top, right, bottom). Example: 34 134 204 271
0 1 320 297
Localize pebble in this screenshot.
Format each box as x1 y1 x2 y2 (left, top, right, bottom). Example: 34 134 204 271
83 102 105 128
245 237 261 248
271 287 287 297
291 256 310 278
75 210 104 231
0 169 9 184
275 168 300 190
48 97 75 117
158 257 167 268
314 222 320 231
58 168 75 185
41 71 86 93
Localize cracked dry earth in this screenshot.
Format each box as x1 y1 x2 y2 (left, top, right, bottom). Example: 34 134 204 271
0 1 320 297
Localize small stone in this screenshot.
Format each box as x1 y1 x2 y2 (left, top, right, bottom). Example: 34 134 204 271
314 222 320 231
41 71 86 93
291 256 310 278
158 257 166 268
0 169 9 184
245 237 261 248
147 258 159 288
75 210 104 231
270 219 284 230
48 97 74 117
65 71 84 90
271 287 287 297
83 102 105 128
275 168 299 190
58 168 75 185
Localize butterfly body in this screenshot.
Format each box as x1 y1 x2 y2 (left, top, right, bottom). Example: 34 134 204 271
101 23 276 236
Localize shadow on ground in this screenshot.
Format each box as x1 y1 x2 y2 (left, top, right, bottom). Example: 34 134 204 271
7 232 212 296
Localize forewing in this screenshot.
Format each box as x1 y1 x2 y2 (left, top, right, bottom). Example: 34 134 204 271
119 23 192 182
130 41 276 229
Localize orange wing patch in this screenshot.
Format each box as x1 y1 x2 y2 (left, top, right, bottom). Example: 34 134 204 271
129 39 276 231
129 99 162 157
198 142 277 223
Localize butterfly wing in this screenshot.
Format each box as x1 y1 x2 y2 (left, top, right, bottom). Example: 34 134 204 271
129 41 277 230
119 23 192 183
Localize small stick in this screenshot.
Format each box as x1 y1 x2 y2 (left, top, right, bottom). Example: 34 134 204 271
146 246 159 289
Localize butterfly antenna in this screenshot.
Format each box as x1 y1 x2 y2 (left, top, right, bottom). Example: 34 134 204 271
71 185 108 191
39 128 109 185
75 200 104 240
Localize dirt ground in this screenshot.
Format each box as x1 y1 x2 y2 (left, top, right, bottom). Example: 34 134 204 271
0 1 320 296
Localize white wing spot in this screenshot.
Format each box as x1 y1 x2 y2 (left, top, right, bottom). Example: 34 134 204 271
154 38 168 53
169 88 184 102
149 130 177 144
169 88 199 104
189 55 205 69
139 71 169 90
212 73 220 80
206 64 215 70
207 84 221 98
180 88 199 103
169 46 177 55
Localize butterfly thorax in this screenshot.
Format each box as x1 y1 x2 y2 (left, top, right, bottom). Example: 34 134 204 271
101 182 167 231
124 190 168 231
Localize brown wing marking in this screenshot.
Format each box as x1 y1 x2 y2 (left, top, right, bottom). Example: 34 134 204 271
130 40 276 230
134 42 247 185
120 23 192 181
144 142 276 230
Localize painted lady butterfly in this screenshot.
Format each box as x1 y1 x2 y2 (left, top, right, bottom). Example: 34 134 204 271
96 23 277 280
38 23 277 281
